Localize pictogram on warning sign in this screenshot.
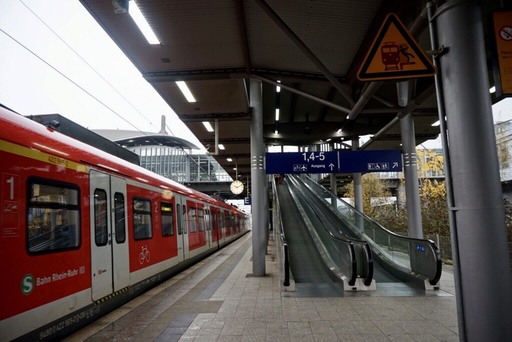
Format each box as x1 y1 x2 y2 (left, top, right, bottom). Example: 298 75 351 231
357 13 436 81
493 11 512 98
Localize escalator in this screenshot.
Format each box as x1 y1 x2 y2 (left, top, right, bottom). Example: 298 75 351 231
290 174 442 291
274 176 374 295
276 182 343 296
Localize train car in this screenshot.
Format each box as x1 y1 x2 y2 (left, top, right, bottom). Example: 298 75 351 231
0 105 249 341
381 42 400 71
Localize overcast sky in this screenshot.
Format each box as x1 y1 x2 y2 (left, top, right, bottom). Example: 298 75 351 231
0 0 205 151
1 0 511 151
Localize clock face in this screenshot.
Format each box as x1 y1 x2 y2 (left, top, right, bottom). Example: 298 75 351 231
230 180 244 194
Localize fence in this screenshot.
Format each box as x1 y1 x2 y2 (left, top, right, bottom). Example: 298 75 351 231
426 234 512 267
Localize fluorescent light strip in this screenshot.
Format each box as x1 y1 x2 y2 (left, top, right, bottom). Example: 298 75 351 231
275 108 280 121
176 81 197 102
490 86 496 94
202 121 214 132
227 158 233 162
218 144 225 150
128 1 160 45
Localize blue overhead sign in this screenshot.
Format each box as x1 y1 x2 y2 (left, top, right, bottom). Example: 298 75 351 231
339 150 402 173
265 150 402 174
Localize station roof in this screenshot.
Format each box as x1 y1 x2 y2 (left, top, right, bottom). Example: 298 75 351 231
94 129 199 150
79 0 506 182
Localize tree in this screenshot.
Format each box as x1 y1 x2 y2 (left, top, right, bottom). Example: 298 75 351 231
341 146 512 239
416 148 444 178
340 174 409 233
341 173 389 217
418 179 449 236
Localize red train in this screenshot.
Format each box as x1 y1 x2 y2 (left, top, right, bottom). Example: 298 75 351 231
0 105 249 341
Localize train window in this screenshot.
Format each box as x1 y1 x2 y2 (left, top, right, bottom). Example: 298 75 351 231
161 202 174 236
188 207 197 233
198 208 205 232
205 209 210 231
114 192 126 243
27 179 80 253
133 198 152 240
94 189 108 246
218 212 224 231
177 203 182 235
182 205 187 234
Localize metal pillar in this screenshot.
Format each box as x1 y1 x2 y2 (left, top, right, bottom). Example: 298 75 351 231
250 79 266 276
398 81 423 239
427 2 463 339
329 173 337 196
329 143 337 199
352 138 363 212
435 1 512 340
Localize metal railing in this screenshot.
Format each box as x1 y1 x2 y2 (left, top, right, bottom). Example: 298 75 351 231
271 176 291 288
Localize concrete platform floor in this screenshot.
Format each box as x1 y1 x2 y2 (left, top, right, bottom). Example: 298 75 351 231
65 232 459 341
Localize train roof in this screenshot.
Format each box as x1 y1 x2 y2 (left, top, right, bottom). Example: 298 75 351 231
0 106 243 213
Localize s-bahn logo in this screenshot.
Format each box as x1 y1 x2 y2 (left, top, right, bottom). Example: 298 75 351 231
21 274 34 295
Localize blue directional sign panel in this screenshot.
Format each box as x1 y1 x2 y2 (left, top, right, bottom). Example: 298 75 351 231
265 150 402 174
266 151 339 174
339 150 402 173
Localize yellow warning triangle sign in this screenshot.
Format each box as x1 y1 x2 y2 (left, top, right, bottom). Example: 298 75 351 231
357 13 436 81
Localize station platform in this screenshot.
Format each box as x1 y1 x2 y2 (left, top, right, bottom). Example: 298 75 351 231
65 232 459 341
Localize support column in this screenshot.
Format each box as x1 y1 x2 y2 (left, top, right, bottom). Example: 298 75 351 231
329 143 337 200
435 1 512 340
250 79 266 276
398 81 423 239
352 138 363 212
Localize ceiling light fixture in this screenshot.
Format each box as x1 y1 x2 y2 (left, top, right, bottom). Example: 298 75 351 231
227 158 233 162
275 108 280 121
128 0 160 44
176 81 196 102
202 121 214 132
431 120 440 127
218 144 225 150
489 86 496 93
276 80 281 93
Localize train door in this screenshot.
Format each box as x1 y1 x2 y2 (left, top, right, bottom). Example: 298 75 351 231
205 206 212 248
110 176 129 291
176 196 189 261
90 170 129 301
210 207 220 249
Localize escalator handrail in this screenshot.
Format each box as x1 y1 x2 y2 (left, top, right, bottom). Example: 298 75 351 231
289 175 374 286
298 174 442 285
362 241 374 286
299 174 440 245
272 176 291 287
285 176 372 286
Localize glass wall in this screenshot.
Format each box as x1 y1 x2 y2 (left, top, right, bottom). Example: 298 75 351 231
128 145 232 183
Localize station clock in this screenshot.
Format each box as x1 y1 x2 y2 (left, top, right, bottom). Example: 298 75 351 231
230 180 244 195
